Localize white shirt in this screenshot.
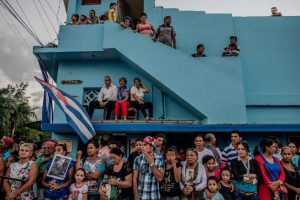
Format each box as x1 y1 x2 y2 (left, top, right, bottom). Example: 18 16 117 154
130 86 145 101
197 148 215 163
97 84 117 102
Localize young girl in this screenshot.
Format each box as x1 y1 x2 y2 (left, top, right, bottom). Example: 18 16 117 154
42 143 74 200
68 168 88 200
204 176 225 200
219 168 234 200
202 155 220 180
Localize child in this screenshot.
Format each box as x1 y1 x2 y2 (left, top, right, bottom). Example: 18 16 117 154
68 168 88 200
219 168 234 200
99 15 107 24
153 16 176 49
108 3 117 22
120 16 131 29
202 155 220 180
204 176 225 200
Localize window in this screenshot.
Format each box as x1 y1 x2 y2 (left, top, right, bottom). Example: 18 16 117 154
82 0 101 5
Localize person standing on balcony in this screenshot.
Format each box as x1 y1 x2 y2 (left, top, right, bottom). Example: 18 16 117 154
88 9 99 24
130 78 153 120
108 3 117 23
271 7 282 16
79 15 89 25
222 36 240 57
88 76 117 120
134 13 155 38
192 44 207 58
67 14 79 25
153 16 177 49
115 77 130 121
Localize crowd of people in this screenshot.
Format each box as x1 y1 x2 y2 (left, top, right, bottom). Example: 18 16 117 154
0 132 300 200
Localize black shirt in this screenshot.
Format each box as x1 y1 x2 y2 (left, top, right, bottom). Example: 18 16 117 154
160 162 181 197
128 151 141 169
104 162 133 199
282 163 300 200
231 158 262 182
219 183 234 200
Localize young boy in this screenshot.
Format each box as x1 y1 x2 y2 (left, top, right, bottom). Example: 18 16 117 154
222 36 240 57
153 16 177 49
108 3 117 22
204 176 225 200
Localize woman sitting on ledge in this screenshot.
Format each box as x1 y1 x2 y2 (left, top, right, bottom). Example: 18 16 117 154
115 77 131 121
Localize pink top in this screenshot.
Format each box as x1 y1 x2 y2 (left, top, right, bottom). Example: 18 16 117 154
98 145 110 159
136 23 153 37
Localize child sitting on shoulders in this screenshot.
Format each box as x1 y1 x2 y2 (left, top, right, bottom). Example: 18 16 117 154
68 168 88 200
219 167 235 200
204 176 225 200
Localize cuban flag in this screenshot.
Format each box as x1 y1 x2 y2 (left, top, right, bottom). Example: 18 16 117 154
38 60 53 124
35 77 96 143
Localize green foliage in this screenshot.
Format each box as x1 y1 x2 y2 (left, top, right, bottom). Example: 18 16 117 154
0 82 50 142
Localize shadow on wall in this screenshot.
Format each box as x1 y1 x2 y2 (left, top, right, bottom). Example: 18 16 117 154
118 0 144 23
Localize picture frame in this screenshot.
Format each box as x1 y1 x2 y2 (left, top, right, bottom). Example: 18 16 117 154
47 154 72 180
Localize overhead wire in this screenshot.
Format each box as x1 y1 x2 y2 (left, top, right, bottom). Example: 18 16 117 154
0 0 43 46
32 0 53 42
37 0 58 39
44 0 62 25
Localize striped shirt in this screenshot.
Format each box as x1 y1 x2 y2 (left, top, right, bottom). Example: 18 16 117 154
221 143 238 166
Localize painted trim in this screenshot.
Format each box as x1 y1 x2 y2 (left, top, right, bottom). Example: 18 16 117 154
42 123 300 133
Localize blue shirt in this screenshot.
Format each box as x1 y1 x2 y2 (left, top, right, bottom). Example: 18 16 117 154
221 143 238 166
44 161 75 199
262 155 281 181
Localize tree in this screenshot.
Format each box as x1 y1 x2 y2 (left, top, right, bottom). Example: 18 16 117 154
0 82 50 142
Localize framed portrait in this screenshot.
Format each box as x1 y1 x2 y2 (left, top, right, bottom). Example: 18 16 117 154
47 154 72 180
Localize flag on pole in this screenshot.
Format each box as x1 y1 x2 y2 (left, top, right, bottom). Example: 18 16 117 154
35 77 96 143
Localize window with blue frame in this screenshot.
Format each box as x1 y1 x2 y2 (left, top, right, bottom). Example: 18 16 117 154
82 0 101 5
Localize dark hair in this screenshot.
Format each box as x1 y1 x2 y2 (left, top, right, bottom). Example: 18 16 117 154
57 143 68 152
202 155 215 164
119 77 127 84
164 16 171 21
109 141 121 148
230 36 237 41
167 146 177 153
110 3 117 8
231 130 241 137
194 134 203 140
237 141 250 153
87 140 99 149
99 135 110 146
110 147 124 157
100 15 107 20
197 44 204 50
134 78 141 83
135 138 143 143
207 176 219 184
76 168 86 176
268 136 282 148
90 9 95 15
220 167 231 175
253 138 274 156
80 15 87 20
140 13 147 17
72 14 79 21
155 134 165 139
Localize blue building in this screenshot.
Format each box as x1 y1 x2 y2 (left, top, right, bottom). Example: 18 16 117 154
33 0 300 157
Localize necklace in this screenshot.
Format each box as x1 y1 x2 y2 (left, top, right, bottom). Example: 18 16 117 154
283 162 297 179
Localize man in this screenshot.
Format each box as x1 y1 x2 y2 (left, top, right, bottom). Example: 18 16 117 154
192 44 207 58
271 7 282 16
88 9 99 24
221 131 242 166
153 16 177 49
194 134 214 163
133 136 165 200
128 138 143 168
204 133 222 166
222 36 240 57
155 134 165 155
35 141 55 200
88 76 117 120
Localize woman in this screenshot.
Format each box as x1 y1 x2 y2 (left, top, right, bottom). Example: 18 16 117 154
115 77 130 120
231 141 261 200
130 78 153 120
3 143 38 200
135 13 155 37
76 140 105 200
42 143 74 200
281 146 300 200
254 138 287 200
100 147 132 200
180 148 207 200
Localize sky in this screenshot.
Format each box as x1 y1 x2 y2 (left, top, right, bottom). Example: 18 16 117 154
0 0 299 119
